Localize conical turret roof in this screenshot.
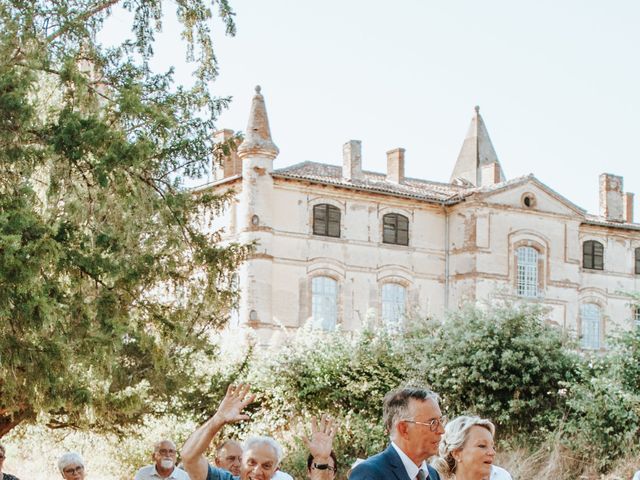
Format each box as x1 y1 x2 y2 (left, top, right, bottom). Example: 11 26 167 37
450 106 505 186
238 85 279 158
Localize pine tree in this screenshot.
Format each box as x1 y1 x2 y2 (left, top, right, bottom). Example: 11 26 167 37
0 0 249 436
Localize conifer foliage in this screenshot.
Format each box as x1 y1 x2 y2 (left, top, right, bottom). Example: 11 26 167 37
0 0 248 437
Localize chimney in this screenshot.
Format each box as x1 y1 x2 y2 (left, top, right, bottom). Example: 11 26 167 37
480 162 501 186
343 140 362 181
214 129 241 180
599 173 625 222
386 148 405 184
625 192 634 223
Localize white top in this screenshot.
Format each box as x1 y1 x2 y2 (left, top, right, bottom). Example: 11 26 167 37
272 471 294 480
390 442 429 480
490 465 513 480
134 465 191 480
632 470 640 480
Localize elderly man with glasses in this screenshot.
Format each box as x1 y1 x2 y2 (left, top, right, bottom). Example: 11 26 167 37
135 440 189 480
349 386 444 480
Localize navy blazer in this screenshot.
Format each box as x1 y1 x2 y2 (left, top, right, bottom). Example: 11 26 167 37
349 444 441 480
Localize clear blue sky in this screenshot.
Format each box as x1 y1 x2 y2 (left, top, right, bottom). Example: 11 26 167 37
102 0 640 216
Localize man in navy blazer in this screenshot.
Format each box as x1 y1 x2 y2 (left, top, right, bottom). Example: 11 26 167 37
350 387 444 480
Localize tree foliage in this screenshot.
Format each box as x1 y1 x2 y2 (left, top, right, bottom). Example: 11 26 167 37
0 0 250 437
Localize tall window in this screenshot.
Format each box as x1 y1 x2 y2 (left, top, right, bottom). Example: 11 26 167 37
382 213 409 246
311 276 338 330
581 304 601 349
382 283 406 328
634 307 640 328
583 240 604 270
516 246 539 297
635 247 640 275
313 204 341 238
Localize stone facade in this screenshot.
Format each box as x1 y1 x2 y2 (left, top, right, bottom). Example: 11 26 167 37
200 88 640 347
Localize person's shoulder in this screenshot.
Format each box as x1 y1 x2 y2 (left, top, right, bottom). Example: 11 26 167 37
206 464 235 480
490 465 513 480
632 470 640 480
272 471 294 480
350 449 394 480
427 464 441 480
3 473 21 480
171 466 191 480
134 464 155 480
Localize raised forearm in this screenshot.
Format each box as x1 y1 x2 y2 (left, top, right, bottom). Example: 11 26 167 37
181 413 227 480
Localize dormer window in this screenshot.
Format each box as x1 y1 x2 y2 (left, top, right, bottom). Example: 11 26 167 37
583 240 604 270
313 204 340 238
382 213 409 246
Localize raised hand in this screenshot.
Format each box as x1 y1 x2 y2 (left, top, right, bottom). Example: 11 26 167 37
214 383 255 425
303 413 337 459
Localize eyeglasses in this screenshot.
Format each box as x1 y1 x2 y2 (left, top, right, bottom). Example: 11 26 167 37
63 465 85 475
158 449 176 455
0 454 5 459
403 416 448 432
312 463 336 472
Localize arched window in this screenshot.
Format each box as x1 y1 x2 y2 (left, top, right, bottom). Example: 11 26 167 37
516 246 538 297
583 240 604 270
382 213 409 246
382 283 406 328
580 303 601 349
313 204 341 238
635 247 640 275
311 276 338 330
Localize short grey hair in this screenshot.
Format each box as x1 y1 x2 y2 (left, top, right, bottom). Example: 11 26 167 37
153 439 177 452
431 415 495 478
243 436 283 465
383 386 440 434
58 452 85 474
216 439 242 458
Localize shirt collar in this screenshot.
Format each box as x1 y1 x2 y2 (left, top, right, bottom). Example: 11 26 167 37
152 465 177 479
390 442 429 480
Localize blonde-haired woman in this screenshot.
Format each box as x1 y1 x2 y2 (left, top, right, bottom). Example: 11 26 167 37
431 416 496 480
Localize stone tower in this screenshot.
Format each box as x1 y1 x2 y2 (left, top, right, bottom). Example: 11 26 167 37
236 86 279 334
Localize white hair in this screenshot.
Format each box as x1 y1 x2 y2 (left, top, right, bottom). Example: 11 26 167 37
58 452 85 474
243 436 283 465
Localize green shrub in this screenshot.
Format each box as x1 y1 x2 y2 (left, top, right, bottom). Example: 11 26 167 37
408 303 582 439
560 375 640 471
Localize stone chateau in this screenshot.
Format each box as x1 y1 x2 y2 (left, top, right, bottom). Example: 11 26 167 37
199 86 640 346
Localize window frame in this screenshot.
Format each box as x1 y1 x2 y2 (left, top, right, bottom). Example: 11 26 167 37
311 276 338 331
312 204 341 238
635 247 640 275
516 246 539 298
580 303 601 350
381 283 407 329
382 213 409 246
583 240 604 270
